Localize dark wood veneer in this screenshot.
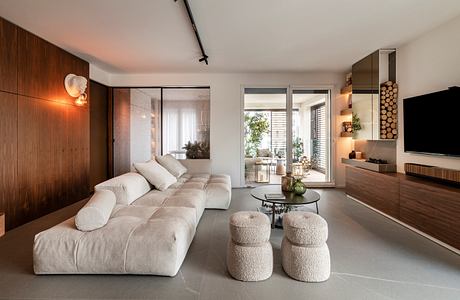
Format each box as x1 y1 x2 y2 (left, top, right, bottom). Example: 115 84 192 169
0 92 18 229
0 18 17 93
17 27 88 104
346 165 460 250
400 179 460 250
0 17 90 230
346 166 400 218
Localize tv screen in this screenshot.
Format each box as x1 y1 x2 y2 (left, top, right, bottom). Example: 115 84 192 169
403 87 460 156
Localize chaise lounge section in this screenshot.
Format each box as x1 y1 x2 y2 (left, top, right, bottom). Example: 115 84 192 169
33 159 231 276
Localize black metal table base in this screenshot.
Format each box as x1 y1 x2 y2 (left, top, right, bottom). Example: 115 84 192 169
266 202 320 229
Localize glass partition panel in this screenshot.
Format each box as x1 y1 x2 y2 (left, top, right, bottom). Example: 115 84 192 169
162 88 210 159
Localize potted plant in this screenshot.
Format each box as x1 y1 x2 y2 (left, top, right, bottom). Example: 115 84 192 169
244 113 270 157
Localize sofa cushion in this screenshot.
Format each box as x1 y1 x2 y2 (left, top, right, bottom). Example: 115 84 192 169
205 175 232 209
156 154 187 178
95 173 151 205
134 160 177 191
75 190 116 231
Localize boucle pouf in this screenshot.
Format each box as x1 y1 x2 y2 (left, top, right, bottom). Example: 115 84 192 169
227 211 273 281
229 211 271 244
227 240 273 281
283 211 328 246
281 211 330 282
281 237 330 282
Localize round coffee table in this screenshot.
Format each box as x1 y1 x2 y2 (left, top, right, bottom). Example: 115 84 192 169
250 184 320 228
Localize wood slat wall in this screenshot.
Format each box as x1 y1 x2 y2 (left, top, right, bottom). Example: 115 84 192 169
0 17 90 230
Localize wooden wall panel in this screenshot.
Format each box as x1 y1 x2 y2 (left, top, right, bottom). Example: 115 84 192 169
16 96 89 228
113 88 131 176
345 166 400 218
0 18 17 93
89 80 109 189
400 179 460 250
0 18 90 230
0 92 18 229
17 27 88 104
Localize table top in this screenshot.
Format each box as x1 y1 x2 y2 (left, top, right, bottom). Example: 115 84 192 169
250 184 320 205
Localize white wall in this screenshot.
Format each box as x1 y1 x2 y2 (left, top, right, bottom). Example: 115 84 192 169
107 72 347 187
396 15 460 172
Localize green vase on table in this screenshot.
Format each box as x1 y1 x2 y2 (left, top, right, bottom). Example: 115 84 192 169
292 178 307 195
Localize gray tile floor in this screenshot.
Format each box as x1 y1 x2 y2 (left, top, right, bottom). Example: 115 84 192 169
0 188 459 300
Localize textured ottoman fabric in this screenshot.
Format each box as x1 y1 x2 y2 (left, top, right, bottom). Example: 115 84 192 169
227 211 273 281
227 240 273 282
281 237 331 282
229 211 271 244
283 211 328 246
281 211 331 282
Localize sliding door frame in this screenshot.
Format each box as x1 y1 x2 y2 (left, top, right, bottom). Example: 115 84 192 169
240 85 335 187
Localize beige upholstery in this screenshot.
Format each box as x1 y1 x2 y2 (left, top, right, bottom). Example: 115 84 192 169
206 175 232 209
227 240 273 282
94 172 151 205
75 190 116 232
156 154 187 178
227 211 273 281
283 211 328 246
229 211 271 244
281 238 330 282
281 212 331 282
34 207 197 276
34 160 231 276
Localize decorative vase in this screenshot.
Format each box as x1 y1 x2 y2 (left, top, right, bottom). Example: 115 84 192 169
281 172 294 192
293 179 307 195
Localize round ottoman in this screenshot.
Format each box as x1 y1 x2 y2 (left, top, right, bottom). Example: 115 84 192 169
227 211 273 281
281 211 330 282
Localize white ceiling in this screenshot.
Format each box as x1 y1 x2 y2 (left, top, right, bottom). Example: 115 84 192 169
1 0 460 74
137 88 210 101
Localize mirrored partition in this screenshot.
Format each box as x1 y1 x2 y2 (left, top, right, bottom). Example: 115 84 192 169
352 50 395 141
112 87 210 176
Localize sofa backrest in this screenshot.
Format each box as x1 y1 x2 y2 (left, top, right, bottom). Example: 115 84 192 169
94 172 151 205
179 159 211 174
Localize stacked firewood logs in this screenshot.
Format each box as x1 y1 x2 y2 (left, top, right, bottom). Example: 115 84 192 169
380 81 398 139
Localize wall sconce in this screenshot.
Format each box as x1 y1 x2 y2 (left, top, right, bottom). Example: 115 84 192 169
64 74 88 106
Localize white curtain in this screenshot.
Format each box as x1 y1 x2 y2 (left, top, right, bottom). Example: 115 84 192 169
163 108 179 155
163 107 198 156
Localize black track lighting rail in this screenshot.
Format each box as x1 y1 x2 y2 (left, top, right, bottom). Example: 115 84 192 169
174 0 209 65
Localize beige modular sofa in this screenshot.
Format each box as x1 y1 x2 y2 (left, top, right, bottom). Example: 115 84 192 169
33 159 231 276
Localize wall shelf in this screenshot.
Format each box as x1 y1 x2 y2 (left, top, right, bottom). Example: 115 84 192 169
340 85 352 94
340 132 353 137
340 108 353 116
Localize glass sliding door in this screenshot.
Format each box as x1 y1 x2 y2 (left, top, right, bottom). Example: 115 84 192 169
242 87 332 186
291 89 331 184
243 88 288 186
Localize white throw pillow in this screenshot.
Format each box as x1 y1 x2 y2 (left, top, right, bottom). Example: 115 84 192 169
134 160 177 191
156 154 188 178
75 190 116 232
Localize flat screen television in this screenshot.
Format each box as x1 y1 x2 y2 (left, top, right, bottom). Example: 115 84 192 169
403 87 460 156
